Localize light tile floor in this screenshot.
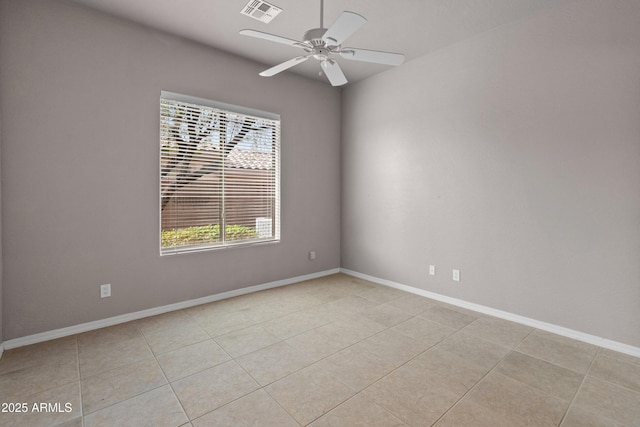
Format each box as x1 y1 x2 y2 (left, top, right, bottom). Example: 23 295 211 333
1 273 639 426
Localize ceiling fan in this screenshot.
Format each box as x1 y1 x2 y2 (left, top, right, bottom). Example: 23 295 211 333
239 0 405 86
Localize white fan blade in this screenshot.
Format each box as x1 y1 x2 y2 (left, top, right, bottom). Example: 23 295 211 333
322 11 366 46
340 48 405 66
321 60 348 86
240 29 302 47
260 56 310 77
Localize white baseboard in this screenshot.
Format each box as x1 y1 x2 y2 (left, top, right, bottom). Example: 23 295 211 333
3 268 340 350
6 267 639 358
0 342 4 360
341 268 640 358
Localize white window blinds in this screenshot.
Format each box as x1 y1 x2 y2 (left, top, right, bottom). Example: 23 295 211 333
160 92 280 255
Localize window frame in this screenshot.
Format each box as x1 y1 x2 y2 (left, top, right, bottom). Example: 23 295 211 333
159 91 281 255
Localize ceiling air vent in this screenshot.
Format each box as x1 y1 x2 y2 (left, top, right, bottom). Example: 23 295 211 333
240 0 282 24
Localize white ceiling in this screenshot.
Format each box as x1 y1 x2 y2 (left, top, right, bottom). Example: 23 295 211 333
69 0 563 86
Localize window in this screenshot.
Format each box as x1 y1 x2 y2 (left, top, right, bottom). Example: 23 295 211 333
160 91 280 255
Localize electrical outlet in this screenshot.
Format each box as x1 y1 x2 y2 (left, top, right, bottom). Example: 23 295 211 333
429 265 436 276
452 269 461 282
309 251 316 260
100 283 111 298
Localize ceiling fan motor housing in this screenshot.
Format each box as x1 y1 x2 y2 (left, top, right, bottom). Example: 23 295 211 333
304 28 329 45
303 28 336 60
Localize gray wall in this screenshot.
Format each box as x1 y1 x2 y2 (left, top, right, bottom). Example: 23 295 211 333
342 0 640 347
2 0 639 349
0 0 341 340
0 110 3 345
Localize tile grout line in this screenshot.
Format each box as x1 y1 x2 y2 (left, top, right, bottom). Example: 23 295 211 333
211 291 404 425
323 305 475 425
138 320 193 424
581 351 640 395
79 324 186 421
134 296 327 423
188 300 315 425
300 310 465 425
329 304 472 386
589 373 640 395
261 384 304 427
429 326 536 426
238 308 380 425
557 344 601 426
184 312 268 423
337 393 408 427
75 335 86 427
